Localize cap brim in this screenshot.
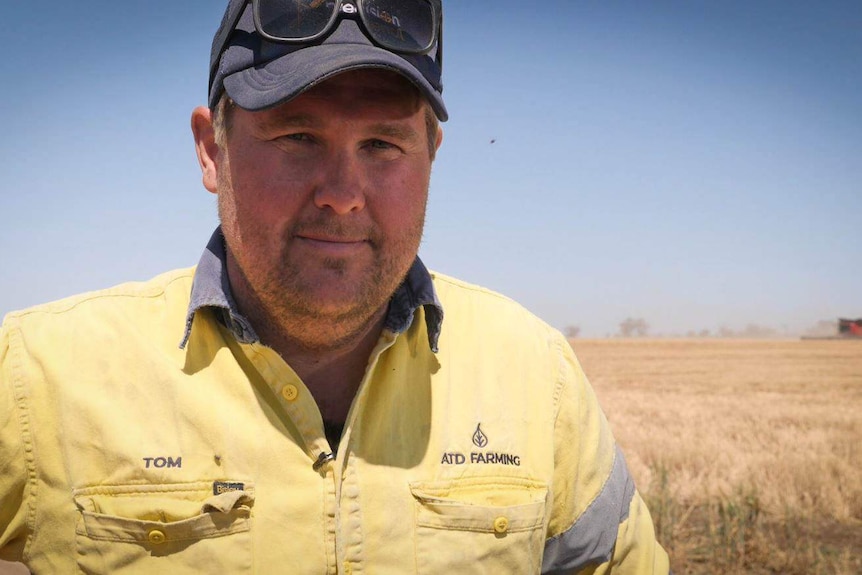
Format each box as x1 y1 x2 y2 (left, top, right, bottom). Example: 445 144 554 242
223 43 448 121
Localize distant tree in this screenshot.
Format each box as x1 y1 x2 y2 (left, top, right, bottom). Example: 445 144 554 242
698 329 711 338
564 325 581 339
718 326 735 338
618 317 649 338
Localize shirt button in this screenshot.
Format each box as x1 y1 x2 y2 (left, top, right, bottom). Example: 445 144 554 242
493 516 509 534
148 529 167 545
282 384 299 402
343 561 353 575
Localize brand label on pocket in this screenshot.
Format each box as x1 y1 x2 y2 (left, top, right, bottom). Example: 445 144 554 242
213 481 245 495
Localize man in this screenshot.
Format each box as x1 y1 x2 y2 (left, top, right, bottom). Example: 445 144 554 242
0 0 669 572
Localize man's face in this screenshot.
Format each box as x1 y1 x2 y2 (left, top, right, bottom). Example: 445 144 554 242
214 70 440 330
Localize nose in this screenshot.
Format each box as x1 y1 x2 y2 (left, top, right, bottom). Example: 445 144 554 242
313 150 367 215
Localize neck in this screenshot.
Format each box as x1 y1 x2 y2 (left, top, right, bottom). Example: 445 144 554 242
256 302 387 427
226 257 388 424
258 305 387 382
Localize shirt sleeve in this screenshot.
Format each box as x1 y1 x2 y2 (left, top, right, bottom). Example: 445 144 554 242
0 319 31 562
541 335 670 574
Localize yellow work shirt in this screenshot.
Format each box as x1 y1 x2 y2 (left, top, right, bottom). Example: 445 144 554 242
0 264 668 573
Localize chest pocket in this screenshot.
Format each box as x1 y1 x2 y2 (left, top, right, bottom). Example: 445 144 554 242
72 482 253 574
410 476 547 575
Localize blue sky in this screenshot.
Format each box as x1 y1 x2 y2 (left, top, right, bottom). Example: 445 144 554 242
2 1 860 337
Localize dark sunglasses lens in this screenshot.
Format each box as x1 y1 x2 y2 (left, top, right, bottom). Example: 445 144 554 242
361 0 435 52
257 0 337 40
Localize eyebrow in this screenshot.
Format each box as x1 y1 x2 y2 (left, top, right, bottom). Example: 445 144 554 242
255 113 420 143
254 112 320 133
367 122 420 143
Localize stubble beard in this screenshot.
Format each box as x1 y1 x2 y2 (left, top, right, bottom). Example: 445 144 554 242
219 195 426 351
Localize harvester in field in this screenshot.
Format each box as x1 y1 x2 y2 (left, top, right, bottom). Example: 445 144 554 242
838 318 862 338
801 318 862 340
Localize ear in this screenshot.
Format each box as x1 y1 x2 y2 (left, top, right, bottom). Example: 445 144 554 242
191 106 220 194
434 126 444 153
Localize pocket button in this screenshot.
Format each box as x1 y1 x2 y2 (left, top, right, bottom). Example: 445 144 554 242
493 516 509 534
148 529 167 545
282 385 299 402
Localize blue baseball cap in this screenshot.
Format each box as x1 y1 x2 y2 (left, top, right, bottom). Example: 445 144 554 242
208 0 447 121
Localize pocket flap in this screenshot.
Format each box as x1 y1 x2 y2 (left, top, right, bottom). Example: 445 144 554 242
202 490 253 514
73 481 254 543
410 476 547 533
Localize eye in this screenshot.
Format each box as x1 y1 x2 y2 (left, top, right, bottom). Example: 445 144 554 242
277 133 313 143
368 139 398 151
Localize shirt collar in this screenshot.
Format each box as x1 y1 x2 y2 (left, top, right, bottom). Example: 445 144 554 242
181 226 443 352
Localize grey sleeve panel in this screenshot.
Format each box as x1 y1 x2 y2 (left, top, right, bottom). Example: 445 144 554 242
541 445 636 574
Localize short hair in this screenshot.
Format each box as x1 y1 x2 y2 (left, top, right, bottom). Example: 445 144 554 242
212 94 235 150
211 92 440 160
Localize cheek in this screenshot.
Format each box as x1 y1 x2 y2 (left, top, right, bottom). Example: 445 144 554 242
398 162 432 209
374 165 430 232
224 153 302 224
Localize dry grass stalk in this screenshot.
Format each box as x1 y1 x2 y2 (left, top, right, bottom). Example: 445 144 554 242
572 338 862 575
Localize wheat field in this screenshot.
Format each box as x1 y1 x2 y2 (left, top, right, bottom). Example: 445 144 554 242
572 338 862 575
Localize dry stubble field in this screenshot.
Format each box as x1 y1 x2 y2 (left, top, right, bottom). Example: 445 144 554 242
572 338 862 575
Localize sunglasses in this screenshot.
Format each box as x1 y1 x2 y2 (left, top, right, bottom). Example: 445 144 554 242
210 0 442 94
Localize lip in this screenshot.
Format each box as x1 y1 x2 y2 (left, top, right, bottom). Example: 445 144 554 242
298 232 366 243
295 234 370 255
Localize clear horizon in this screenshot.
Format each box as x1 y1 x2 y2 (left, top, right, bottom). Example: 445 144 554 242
2 1 860 337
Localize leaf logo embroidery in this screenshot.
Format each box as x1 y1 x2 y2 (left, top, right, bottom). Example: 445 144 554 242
472 423 488 448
